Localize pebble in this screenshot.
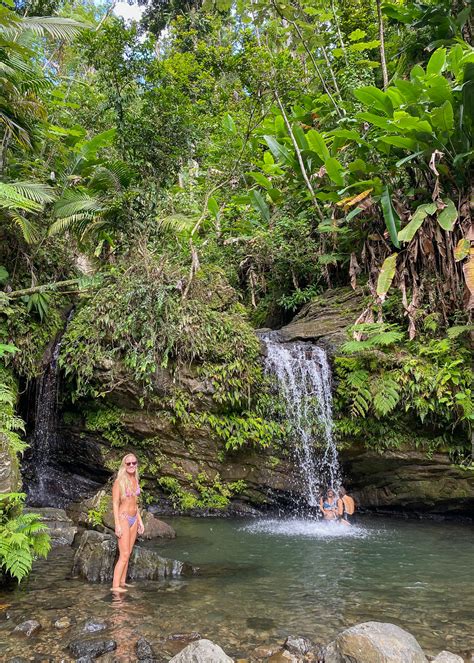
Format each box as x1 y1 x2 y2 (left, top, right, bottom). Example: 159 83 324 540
13 620 41 637
54 616 72 629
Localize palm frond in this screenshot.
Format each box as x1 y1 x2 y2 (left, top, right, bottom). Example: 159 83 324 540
2 17 87 41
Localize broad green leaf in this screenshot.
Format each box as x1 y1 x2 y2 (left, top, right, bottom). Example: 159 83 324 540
222 113 236 134
346 207 363 221
292 124 308 151
380 187 401 248
325 157 344 186
274 115 285 135
248 172 272 190
264 136 292 165
398 202 437 242
267 188 282 203
349 29 366 41
437 198 458 231
328 129 368 146
249 190 270 224
353 86 393 115
357 112 392 130
429 101 454 134
376 253 398 299
207 197 219 218
77 129 116 160
0 344 17 358
392 111 433 134
395 150 424 168
454 238 470 261
378 135 418 149
427 47 447 76
306 129 330 161
349 40 380 53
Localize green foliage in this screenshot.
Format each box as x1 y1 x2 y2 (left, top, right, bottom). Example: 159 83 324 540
0 493 51 583
87 494 110 527
158 473 247 510
335 322 473 454
84 406 133 448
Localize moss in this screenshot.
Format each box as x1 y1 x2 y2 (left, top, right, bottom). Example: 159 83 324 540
84 405 135 448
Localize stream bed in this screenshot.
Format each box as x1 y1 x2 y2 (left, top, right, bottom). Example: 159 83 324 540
0 516 473 660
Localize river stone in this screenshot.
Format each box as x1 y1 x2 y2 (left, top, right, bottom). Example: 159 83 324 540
72 529 196 583
141 512 176 539
54 615 73 629
13 619 41 637
252 645 281 659
83 618 107 633
67 637 117 658
431 653 464 663
136 636 155 659
25 507 77 546
284 635 315 656
168 638 233 662
323 622 428 663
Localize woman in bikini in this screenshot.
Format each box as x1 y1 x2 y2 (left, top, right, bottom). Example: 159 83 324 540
111 453 144 592
319 488 339 521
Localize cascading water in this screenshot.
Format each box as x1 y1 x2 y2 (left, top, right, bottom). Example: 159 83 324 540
26 323 67 506
261 332 340 509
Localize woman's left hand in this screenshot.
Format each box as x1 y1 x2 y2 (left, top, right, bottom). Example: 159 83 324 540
138 520 145 535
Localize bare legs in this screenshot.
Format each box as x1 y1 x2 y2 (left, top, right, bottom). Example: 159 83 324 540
112 518 138 591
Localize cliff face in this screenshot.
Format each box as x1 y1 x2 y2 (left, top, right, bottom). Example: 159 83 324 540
24 285 474 519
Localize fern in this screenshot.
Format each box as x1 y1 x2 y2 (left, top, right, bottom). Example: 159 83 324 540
372 375 401 417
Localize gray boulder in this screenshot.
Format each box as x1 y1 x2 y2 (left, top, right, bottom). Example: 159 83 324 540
68 637 116 658
431 653 464 663
324 622 428 663
72 529 196 583
25 507 77 546
101 509 176 540
168 639 233 662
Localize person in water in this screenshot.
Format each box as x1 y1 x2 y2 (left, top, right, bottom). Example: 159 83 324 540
111 453 144 592
319 488 339 521
338 486 356 525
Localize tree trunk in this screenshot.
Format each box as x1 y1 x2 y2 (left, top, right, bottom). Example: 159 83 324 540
376 0 389 89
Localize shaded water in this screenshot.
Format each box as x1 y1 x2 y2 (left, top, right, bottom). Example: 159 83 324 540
261 334 340 506
1 517 473 660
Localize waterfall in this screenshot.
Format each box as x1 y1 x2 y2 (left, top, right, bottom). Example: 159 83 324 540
261 332 340 508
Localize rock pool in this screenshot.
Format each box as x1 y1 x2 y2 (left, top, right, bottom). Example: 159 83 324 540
0 516 473 660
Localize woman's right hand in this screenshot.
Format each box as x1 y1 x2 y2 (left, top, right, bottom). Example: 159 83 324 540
115 525 122 538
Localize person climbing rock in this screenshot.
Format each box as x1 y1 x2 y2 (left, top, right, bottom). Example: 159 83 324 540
338 487 356 525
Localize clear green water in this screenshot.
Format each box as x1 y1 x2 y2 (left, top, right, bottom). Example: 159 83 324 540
0 516 473 660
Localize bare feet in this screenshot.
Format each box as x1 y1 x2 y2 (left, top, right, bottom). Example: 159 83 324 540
111 586 128 592
121 583 134 588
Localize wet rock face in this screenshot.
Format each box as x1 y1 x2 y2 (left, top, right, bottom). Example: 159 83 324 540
24 507 77 546
71 529 196 583
0 449 20 494
323 621 428 663
279 287 366 351
168 639 234 662
342 449 474 517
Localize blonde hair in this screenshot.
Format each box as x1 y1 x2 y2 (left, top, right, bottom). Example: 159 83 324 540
117 453 140 498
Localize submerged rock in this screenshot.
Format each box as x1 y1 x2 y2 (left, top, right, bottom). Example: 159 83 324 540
432 653 464 663
72 529 196 583
12 619 41 637
168 638 233 662
136 636 155 659
83 618 107 633
67 637 117 658
54 615 73 629
24 507 77 546
284 635 318 657
323 621 428 663
268 652 300 663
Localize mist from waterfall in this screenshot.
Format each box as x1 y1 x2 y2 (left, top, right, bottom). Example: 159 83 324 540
261 332 340 508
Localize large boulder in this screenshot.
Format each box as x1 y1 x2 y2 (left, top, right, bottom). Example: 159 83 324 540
71 530 196 583
280 287 366 351
323 622 428 663
431 653 464 663
101 508 176 540
341 449 474 517
168 639 233 662
25 507 77 546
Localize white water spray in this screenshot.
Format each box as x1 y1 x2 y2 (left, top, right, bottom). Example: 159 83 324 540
261 332 340 507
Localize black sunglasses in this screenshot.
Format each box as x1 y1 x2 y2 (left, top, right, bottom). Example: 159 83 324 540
126 461 137 466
